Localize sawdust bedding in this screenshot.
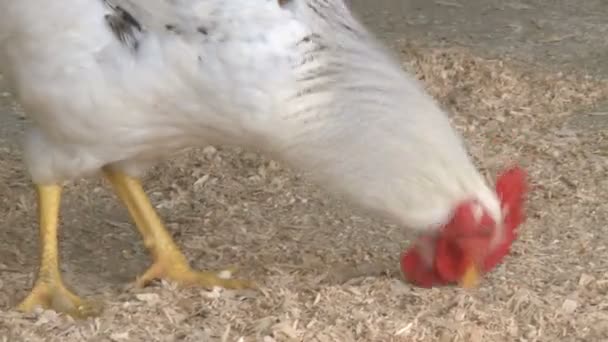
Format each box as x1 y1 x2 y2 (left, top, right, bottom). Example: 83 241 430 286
1 40 608 341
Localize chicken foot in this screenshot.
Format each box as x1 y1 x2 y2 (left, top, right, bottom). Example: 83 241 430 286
17 185 102 318
18 171 253 319
103 168 254 290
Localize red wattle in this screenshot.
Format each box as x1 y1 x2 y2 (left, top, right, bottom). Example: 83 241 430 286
400 166 528 287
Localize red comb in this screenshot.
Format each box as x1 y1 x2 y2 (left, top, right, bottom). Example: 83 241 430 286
400 166 527 287
483 166 527 270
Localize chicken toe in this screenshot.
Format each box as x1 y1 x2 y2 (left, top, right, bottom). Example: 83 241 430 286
18 282 102 318
104 168 255 291
136 258 254 290
18 184 102 318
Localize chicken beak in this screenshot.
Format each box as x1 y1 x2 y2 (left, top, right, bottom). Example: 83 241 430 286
459 262 480 289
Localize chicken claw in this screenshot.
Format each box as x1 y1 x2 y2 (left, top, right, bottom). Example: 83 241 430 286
18 282 102 319
136 262 255 289
104 168 255 291
17 184 102 318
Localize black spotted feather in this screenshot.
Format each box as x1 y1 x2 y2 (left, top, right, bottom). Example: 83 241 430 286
103 0 143 51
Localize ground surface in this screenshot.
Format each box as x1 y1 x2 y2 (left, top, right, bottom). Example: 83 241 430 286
1 1 608 341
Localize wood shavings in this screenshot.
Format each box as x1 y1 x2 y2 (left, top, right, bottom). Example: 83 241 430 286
1 42 608 341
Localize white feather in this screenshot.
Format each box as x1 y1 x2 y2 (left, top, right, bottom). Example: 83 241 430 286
0 0 502 233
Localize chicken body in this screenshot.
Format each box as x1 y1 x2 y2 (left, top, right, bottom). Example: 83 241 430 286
0 0 502 317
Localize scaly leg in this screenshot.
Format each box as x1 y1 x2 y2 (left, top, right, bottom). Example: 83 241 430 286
17 185 102 318
103 168 254 289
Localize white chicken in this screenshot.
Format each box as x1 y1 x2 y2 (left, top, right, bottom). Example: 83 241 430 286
0 0 503 318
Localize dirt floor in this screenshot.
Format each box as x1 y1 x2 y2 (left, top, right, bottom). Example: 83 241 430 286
353 0 608 77
2 1 608 342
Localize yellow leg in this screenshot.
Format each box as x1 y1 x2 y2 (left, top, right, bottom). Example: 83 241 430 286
17 185 101 318
103 168 254 290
